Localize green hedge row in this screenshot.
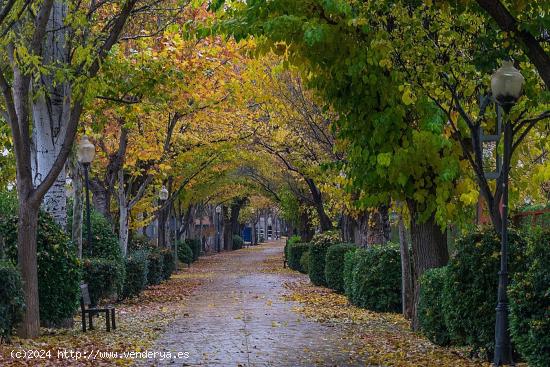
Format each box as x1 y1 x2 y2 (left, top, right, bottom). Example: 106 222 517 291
233 235 244 250
287 242 310 273
123 249 149 299
325 243 356 293
308 231 341 286
0 260 24 342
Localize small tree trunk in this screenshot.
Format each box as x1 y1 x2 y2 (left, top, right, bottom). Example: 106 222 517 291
398 209 413 319
355 212 369 247
89 179 111 221
408 200 449 330
117 170 130 256
17 200 40 338
367 205 390 245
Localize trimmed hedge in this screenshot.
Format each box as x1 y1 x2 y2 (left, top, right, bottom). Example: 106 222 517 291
299 251 310 274
122 250 149 299
442 228 526 356
344 244 401 312
147 249 164 285
128 234 151 253
82 258 121 304
177 241 193 265
325 243 356 293
308 231 341 286
509 229 550 367
232 235 244 250
285 235 302 259
418 267 450 346
287 242 310 272
1 192 81 326
185 239 201 261
161 249 175 280
0 260 24 342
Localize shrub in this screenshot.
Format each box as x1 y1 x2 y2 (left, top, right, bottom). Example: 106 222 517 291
122 250 149 299
285 235 302 259
1 192 81 326
161 249 175 280
232 235 244 250
509 229 550 367
0 260 24 342
287 242 310 272
185 239 201 261
325 243 356 293
343 250 360 301
82 258 121 304
299 251 310 274
308 231 341 286
418 267 450 346
442 227 527 356
128 234 151 253
349 244 402 312
69 207 125 298
147 248 164 285
177 242 193 266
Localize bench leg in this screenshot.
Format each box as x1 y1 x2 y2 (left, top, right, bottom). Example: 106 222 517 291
82 311 86 332
88 312 94 330
111 309 116 330
105 311 110 332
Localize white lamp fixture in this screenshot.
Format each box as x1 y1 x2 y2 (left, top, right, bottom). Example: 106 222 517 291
77 136 95 164
215 205 222 214
491 60 525 112
159 186 169 201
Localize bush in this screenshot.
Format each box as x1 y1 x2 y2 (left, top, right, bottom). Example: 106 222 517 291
122 250 149 299
287 242 310 272
344 244 402 312
185 239 201 261
325 243 356 293
82 258 121 304
285 235 302 259
161 249 175 280
128 234 151 253
147 249 164 285
418 267 450 346
0 192 81 326
509 229 550 367
177 242 193 265
442 227 527 356
308 231 341 286
0 260 24 342
299 251 310 274
232 235 244 250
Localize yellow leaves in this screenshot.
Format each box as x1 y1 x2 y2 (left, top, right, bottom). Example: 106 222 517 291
400 85 416 106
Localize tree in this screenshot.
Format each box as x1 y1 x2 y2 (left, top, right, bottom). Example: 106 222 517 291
0 0 145 338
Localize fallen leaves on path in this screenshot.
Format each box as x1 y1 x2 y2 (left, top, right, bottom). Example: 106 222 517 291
0 262 208 367
282 280 494 367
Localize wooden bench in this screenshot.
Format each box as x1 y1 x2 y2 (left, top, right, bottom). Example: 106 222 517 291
80 283 116 332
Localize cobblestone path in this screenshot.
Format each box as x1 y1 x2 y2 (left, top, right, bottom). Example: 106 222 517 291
141 240 371 367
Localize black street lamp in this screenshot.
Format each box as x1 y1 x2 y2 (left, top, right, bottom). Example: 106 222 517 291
215 205 222 252
77 136 96 257
158 186 169 248
490 60 524 367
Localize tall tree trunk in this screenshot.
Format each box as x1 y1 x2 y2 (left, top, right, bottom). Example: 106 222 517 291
89 179 111 220
223 206 232 250
68 156 83 258
17 198 40 338
31 1 69 227
118 170 130 256
398 209 413 319
367 205 391 245
298 209 314 242
408 200 449 330
305 178 333 231
340 214 355 243
354 212 369 247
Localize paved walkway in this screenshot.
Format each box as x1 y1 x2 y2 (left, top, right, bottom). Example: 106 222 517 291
141 241 370 367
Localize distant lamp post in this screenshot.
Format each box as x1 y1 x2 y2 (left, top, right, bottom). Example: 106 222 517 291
490 60 524 367
77 136 95 256
215 205 222 253
158 186 169 248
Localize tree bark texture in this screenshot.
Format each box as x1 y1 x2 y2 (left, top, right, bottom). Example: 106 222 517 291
68 156 83 258
408 200 449 330
367 205 391 245
398 210 413 319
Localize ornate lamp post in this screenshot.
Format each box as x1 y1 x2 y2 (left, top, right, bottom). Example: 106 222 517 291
490 60 524 367
215 205 222 252
158 186 169 248
77 136 95 256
